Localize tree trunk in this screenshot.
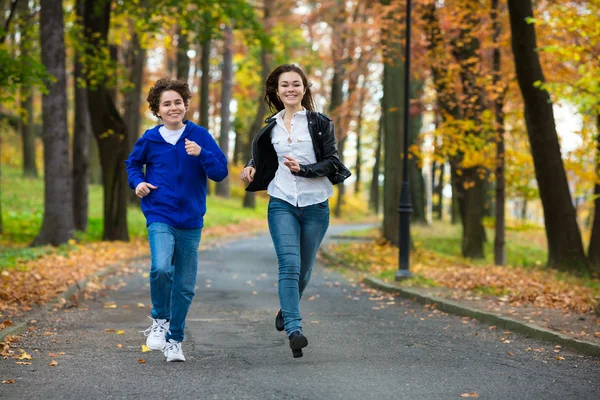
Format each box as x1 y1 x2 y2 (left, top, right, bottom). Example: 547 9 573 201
243 0 272 209
492 0 506 266
381 0 404 244
72 0 92 232
176 25 190 81
588 114 600 266
123 29 146 206
17 0 37 178
508 0 587 272
215 25 232 198
33 0 74 246
369 117 382 214
84 0 129 241
199 37 211 130
434 162 445 220
409 81 426 224
354 88 365 195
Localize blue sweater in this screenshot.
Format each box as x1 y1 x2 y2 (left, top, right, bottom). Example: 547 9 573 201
125 121 228 229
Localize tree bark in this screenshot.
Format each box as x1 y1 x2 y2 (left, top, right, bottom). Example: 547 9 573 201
72 0 92 232
243 0 272 209
508 0 587 272
123 29 146 205
199 35 211 130
17 0 37 178
176 24 190 81
369 116 382 214
84 0 129 241
587 114 600 266
492 0 506 266
33 0 74 246
215 24 233 198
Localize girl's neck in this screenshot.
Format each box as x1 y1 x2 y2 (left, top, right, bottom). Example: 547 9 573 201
283 105 304 118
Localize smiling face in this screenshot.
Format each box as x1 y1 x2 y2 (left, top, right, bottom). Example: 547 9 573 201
157 90 187 129
276 72 306 111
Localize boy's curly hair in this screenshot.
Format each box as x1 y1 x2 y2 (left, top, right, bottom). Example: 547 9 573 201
146 78 192 118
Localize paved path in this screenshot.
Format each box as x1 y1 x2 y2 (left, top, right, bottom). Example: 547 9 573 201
1 225 599 399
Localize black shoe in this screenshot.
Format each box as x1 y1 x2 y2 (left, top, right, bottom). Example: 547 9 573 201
288 331 308 358
275 309 284 332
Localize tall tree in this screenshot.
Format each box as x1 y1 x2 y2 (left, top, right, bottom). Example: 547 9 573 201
16 0 37 178
507 0 587 271
381 0 405 245
176 24 190 81
33 0 74 246
83 0 129 241
72 0 93 232
243 0 272 209
369 114 383 214
215 24 233 198
491 0 506 266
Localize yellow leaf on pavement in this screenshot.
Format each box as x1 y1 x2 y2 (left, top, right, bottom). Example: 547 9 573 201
49 360 58 366
136 303 146 308
141 345 151 353
104 303 117 309
117 330 124 335
18 352 32 360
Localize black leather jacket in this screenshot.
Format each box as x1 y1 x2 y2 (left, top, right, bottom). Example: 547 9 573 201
245 110 350 192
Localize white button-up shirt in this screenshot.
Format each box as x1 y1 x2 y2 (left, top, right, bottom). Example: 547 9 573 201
267 109 333 207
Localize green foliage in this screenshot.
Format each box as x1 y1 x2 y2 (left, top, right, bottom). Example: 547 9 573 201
0 47 47 102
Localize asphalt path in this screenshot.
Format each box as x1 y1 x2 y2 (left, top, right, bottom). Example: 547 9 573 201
1 224 599 399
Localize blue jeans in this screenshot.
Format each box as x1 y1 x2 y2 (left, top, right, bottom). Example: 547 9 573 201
268 197 330 336
147 222 202 342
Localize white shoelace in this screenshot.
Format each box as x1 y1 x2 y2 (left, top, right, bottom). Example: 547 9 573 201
165 340 182 354
141 317 170 337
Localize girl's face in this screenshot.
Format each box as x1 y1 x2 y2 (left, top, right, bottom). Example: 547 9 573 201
158 90 186 128
276 72 305 110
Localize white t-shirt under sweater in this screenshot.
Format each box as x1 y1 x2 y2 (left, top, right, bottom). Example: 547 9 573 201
267 109 333 207
159 124 186 145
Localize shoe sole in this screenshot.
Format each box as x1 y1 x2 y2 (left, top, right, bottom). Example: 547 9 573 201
147 342 166 351
166 356 186 362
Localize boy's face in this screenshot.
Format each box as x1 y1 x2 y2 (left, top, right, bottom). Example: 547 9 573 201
158 90 187 127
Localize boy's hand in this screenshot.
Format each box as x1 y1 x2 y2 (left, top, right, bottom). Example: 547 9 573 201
185 138 202 156
135 182 157 198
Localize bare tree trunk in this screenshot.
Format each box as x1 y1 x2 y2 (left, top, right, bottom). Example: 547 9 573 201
492 0 506 266
176 24 190 81
199 36 211 129
508 0 588 272
33 0 74 246
354 88 364 195
123 29 146 206
72 0 92 231
17 0 37 178
215 24 233 198
369 117 382 214
588 114 600 266
84 0 129 241
243 0 272 208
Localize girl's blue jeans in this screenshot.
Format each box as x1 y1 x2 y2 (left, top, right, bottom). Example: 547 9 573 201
147 222 202 342
267 197 330 336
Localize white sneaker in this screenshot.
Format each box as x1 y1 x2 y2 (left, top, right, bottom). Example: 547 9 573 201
164 339 186 362
142 318 169 350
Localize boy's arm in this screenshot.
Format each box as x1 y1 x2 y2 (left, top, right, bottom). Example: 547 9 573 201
199 131 229 182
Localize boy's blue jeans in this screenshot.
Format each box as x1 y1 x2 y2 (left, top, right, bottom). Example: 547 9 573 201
147 222 202 342
267 197 330 336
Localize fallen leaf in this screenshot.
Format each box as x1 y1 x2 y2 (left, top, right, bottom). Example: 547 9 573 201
15 361 32 365
555 356 565 360
507 351 515 356
141 345 151 353
117 330 124 335
48 352 57 357
2 379 15 384
460 393 479 398
138 358 146 364
103 303 117 309
136 303 146 308
18 352 32 360
49 360 58 366
116 344 123 348
104 329 116 333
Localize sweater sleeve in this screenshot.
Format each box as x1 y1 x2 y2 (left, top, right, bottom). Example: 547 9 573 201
125 136 148 190
199 130 229 182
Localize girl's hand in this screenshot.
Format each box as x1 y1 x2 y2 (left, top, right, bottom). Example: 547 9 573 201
240 166 256 183
283 155 300 173
135 182 157 198
185 138 202 156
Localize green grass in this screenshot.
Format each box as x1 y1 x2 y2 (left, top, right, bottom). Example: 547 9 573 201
0 164 272 268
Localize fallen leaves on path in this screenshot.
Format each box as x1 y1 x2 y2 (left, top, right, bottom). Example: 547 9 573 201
326 240 600 314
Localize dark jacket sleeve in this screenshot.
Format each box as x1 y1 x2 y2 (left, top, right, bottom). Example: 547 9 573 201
294 119 341 179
